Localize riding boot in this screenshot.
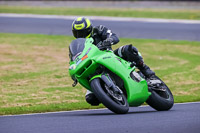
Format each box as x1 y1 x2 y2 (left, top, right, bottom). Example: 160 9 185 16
137 63 155 78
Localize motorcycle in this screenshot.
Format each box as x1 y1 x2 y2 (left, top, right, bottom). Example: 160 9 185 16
68 38 174 114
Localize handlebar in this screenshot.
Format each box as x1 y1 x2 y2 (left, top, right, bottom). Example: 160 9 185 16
96 41 111 51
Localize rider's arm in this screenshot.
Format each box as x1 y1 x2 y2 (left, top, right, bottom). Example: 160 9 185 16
94 25 120 45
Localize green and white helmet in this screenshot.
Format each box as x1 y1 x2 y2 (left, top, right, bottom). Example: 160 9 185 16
72 17 93 38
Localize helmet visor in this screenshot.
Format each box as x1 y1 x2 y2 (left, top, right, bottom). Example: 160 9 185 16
72 27 92 38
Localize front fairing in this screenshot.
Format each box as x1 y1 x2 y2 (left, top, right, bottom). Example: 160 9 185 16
69 38 100 90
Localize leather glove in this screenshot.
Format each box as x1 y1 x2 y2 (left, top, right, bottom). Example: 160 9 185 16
97 38 113 50
102 38 113 47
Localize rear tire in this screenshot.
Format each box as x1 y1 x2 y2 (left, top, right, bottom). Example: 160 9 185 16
90 78 129 114
146 76 174 111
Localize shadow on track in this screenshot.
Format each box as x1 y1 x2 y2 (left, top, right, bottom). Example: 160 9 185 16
53 109 158 117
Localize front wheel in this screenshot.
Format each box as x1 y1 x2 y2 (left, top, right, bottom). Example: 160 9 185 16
90 78 129 114
146 76 174 111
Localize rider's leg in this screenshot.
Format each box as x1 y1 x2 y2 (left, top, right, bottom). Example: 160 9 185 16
85 90 100 106
114 44 155 78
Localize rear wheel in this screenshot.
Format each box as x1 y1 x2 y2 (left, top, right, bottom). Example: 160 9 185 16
90 78 129 114
146 76 174 111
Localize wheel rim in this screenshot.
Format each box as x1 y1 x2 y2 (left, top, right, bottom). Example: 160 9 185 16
104 83 127 106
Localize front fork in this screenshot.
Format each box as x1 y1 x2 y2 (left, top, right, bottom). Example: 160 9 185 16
90 73 123 94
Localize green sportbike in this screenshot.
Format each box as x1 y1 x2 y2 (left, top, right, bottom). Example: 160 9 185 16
68 38 174 114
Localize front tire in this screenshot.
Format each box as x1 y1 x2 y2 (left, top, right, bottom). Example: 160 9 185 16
90 78 129 114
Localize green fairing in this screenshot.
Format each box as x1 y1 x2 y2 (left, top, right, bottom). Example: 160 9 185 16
69 38 151 107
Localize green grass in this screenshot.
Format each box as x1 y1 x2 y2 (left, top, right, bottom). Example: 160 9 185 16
0 33 200 115
0 6 200 20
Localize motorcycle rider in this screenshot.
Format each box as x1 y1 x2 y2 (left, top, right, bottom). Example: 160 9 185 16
71 17 155 106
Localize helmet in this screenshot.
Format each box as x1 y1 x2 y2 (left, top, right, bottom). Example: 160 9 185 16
72 17 93 38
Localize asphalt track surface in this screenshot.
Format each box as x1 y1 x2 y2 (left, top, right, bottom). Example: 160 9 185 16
0 16 200 41
0 102 200 133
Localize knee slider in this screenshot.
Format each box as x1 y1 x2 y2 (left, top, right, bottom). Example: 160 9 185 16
85 93 100 106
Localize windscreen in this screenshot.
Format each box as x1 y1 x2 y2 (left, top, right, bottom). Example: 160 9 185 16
69 38 86 61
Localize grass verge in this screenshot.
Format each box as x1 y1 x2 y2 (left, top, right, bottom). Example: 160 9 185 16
0 6 200 20
0 33 200 115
